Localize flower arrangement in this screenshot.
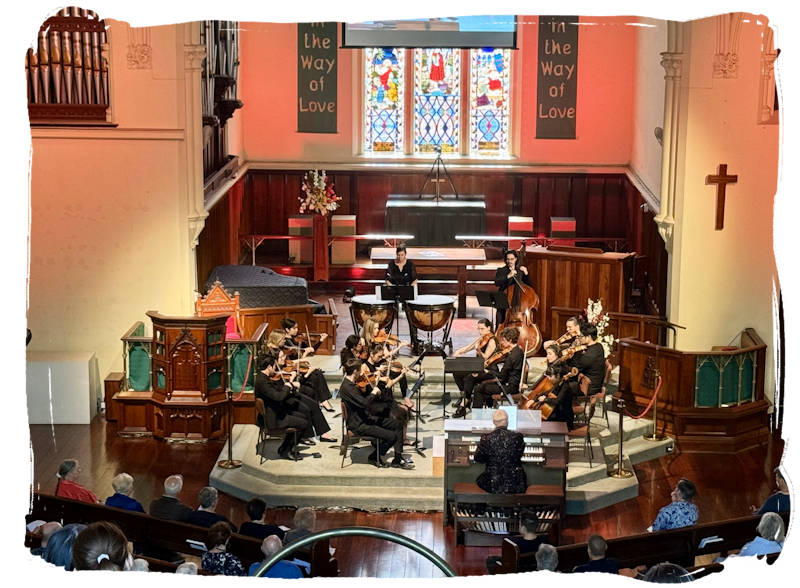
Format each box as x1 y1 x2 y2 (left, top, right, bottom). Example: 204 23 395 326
299 169 340 216
584 298 615 357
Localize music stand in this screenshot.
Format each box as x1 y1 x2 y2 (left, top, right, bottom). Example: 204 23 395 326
430 357 485 421
476 290 509 331
405 371 427 457
380 285 415 343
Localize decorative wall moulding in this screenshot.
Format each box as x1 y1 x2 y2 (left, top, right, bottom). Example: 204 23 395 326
713 13 743 79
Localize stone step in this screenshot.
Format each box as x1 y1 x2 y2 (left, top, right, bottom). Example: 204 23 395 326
605 435 674 466
565 455 640 515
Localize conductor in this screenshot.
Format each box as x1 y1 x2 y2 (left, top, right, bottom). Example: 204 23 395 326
474 409 527 494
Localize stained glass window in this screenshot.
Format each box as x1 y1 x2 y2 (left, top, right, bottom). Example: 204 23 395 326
364 47 405 154
413 48 460 154
470 48 511 156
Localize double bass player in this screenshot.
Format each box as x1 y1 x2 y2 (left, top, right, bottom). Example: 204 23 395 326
493 249 532 328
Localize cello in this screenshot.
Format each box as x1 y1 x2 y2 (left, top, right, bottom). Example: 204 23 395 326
498 244 542 356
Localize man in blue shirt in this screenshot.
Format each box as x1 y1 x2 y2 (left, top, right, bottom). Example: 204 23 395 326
754 468 790 515
249 535 305 578
649 478 698 532
105 472 145 513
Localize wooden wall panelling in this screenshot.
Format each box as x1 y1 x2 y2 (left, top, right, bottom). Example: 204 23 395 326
586 176 606 236
569 175 589 237
196 190 231 292
536 176 556 236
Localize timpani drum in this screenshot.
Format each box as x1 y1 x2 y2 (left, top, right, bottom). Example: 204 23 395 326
349 294 396 335
405 295 456 355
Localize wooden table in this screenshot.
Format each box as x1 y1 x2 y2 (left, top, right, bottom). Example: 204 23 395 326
370 247 486 318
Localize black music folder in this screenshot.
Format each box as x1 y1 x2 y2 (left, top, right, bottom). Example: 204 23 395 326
444 357 485 374
475 290 509 310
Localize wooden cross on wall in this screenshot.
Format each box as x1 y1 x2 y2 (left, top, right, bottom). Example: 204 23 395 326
705 163 738 230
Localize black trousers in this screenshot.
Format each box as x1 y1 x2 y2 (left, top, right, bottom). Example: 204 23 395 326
473 380 516 408
274 411 311 452
455 371 495 405
293 393 331 437
353 415 404 457
300 369 332 403
388 369 408 397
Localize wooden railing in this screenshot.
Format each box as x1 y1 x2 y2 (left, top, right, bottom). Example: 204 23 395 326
26 6 109 123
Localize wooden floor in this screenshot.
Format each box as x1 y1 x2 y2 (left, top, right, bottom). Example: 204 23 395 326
29 417 784 577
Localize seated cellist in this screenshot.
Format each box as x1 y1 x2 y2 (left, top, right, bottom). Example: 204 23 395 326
520 344 575 430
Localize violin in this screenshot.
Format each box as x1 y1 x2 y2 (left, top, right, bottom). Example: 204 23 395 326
484 345 512 368
374 329 401 345
355 371 380 390
282 359 311 375
559 344 588 361
477 332 493 349
555 330 575 346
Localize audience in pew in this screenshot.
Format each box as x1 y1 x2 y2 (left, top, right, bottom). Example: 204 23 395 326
149 474 192 522
55 459 99 504
753 468 790 515
105 472 145 513
72 521 132 571
284 507 316 546
42 523 86 570
201 522 246 576
535 544 558 571
642 562 693 583
175 562 198 574
485 511 545 574
240 498 286 541
249 535 304 578
186 486 237 531
649 479 698 532
738 512 785 557
30 521 62 557
572 534 619 574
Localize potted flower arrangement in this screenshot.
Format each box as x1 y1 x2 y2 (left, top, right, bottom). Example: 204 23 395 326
584 298 615 357
299 169 340 216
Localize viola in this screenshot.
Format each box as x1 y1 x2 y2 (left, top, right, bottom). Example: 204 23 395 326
555 330 575 346
477 332 494 349
374 329 402 345
282 359 311 375
484 345 512 368
559 344 588 361
355 371 379 390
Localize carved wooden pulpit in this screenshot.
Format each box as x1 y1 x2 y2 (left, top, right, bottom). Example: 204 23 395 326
146 312 228 403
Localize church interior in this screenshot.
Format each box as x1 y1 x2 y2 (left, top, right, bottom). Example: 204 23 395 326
20 2 793 579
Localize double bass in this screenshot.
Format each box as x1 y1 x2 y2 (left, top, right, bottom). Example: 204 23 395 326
498 245 542 356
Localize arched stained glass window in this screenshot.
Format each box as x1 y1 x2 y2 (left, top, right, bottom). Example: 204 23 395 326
470 48 511 156
413 48 460 154
364 47 405 154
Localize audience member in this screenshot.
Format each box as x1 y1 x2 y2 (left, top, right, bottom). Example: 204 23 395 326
105 472 145 513
249 535 304 578
175 562 198 574
738 512 785 556
72 521 132 571
42 523 85 570
186 486 237 531
753 468 790 515
535 543 558 571
650 479 698 531
131 558 150 572
201 522 246 576
642 562 693 583
149 474 192 522
55 459 99 504
30 521 62 557
239 498 286 541
284 507 316 545
485 511 545 573
573 534 619 574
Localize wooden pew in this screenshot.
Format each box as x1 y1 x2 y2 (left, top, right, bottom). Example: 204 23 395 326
27 493 338 576
493 512 789 574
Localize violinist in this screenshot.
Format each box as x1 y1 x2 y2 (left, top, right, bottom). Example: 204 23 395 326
254 354 337 460
494 249 532 327
544 316 582 351
279 319 334 413
265 330 287 354
451 319 499 419
472 327 525 409
361 317 411 400
385 244 418 287
339 334 367 369
364 343 414 409
567 322 607 398
339 359 414 470
520 344 575 429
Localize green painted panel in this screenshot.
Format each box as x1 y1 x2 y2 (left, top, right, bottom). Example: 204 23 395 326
129 344 150 391
741 356 754 402
696 359 720 407
231 346 254 392
721 360 739 405
208 370 222 390
157 371 166 389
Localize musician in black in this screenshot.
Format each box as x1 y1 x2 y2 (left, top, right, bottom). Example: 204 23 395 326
254 354 337 460
339 359 413 469
385 244 418 286
568 323 607 398
471 327 525 409
520 344 575 429
280 318 333 413
452 318 499 418
493 249 532 327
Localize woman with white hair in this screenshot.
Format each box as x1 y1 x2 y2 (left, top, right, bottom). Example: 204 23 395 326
105 472 145 513
738 512 785 556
